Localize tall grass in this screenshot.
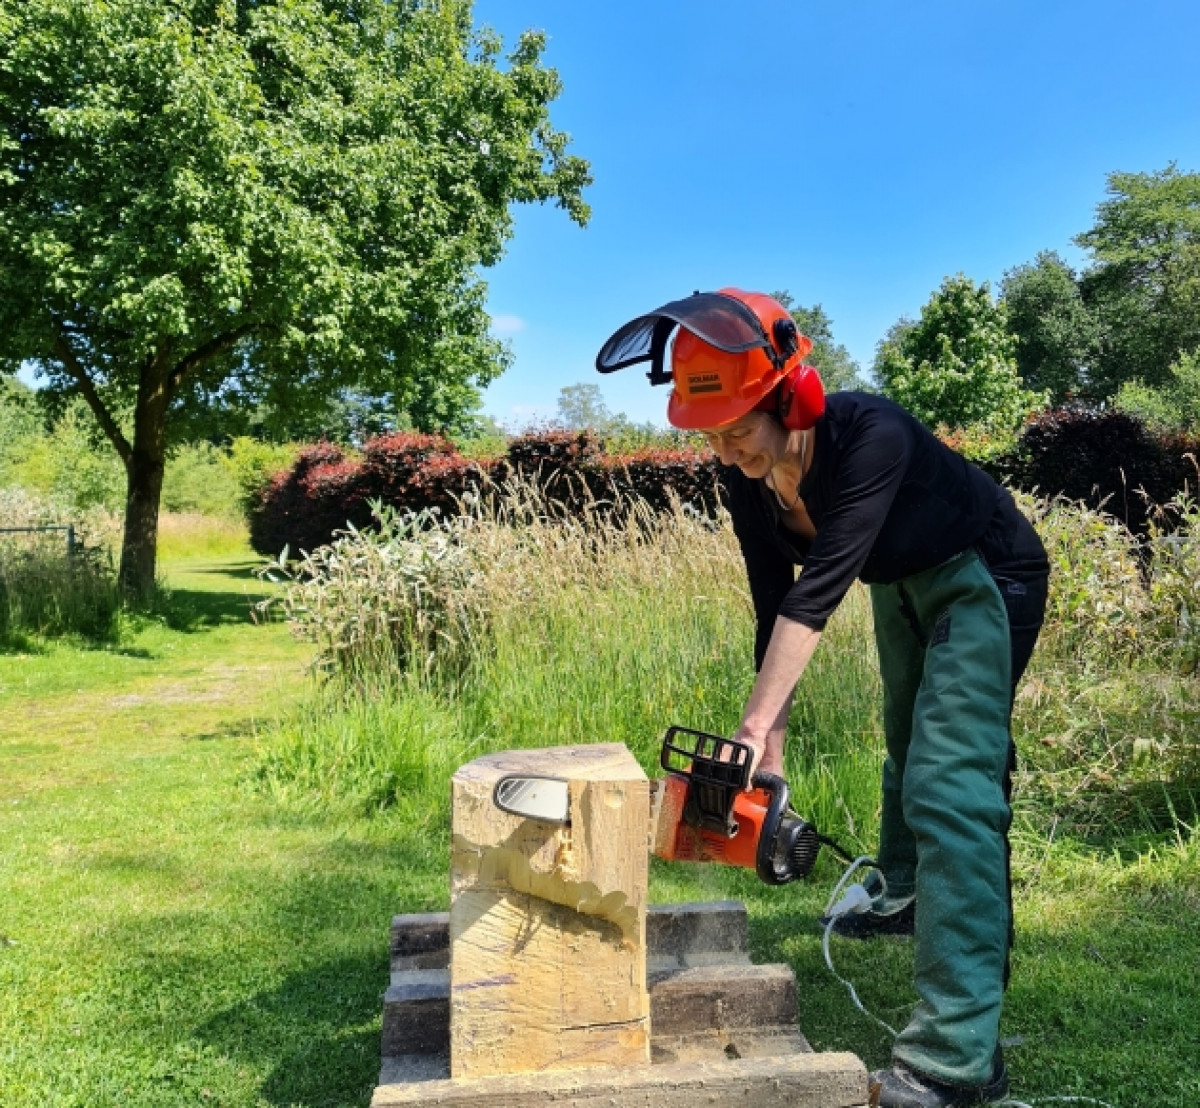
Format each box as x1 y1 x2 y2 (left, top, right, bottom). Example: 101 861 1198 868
254 482 886 847
0 488 122 644
254 480 1200 849
157 512 251 563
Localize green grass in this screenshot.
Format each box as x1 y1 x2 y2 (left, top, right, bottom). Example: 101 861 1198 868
2 534 1199 1107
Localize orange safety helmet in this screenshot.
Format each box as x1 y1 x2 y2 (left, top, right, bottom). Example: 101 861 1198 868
595 288 825 431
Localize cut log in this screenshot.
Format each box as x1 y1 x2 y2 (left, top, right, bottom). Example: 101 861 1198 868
449 743 650 1078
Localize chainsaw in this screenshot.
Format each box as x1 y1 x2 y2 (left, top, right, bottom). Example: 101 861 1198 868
492 725 848 885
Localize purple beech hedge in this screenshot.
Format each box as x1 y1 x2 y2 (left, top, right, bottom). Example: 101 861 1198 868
248 414 1200 557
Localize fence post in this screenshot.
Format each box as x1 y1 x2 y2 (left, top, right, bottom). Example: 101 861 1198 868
67 525 76 560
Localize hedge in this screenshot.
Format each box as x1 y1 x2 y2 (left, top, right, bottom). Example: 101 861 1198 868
248 410 1200 557
248 431 722 557
989 408 1200 534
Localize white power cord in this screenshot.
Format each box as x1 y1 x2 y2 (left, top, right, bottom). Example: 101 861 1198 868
820 858 1117 1108
820 856 902 1039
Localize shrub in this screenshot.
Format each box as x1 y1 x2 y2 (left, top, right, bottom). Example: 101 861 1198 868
223 437 303 517
247 429 721 556
260 504 491 682
999 408 1199 534
161 442 243 519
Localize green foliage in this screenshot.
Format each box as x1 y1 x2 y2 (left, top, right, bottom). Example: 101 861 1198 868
3 399 126 512
551 382 683 447
1001 251 1100 404
772 292 866 392
555 382 611 430
159 442 237 518
1113 348 1200 434
875 275 1047 433
0 375 40 448
1076 165 1200 397
0 0 591 588
222 435 302 513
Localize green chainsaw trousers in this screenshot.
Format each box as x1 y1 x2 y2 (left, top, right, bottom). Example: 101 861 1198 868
869 548 1032 1088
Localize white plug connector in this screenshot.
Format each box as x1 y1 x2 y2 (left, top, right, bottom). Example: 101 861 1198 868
825 882 874 919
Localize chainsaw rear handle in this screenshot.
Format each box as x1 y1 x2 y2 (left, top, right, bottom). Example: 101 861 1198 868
750 771 793 885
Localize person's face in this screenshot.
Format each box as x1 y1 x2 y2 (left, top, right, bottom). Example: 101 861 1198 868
700 411 787 477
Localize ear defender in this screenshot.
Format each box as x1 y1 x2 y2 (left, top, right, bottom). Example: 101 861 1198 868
776 364 825 431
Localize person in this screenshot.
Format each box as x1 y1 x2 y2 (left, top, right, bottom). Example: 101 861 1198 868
595 289 1050 1108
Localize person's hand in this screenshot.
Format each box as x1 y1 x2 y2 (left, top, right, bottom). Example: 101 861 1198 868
731 723 780 789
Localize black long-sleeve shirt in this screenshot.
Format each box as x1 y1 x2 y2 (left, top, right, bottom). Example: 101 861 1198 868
722 392 1048 667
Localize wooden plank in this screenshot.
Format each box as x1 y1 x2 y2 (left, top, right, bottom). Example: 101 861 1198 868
392 901 749 974
382 1027 813 1085
391 913 451 971
449 744 650 1078
384 959 799 1058
649 963 797 1036
371 1050 869 1108
382 970 450 1057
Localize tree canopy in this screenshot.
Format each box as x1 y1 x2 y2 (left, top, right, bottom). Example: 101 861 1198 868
874 275 1045 434
1003 167 1200 403
1076 165 1200 398
1001 251 1099 405
0 0 590 591
771 293 865 392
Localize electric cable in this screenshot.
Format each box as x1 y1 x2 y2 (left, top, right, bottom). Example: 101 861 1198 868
820 858 1117 1108
820 856 902 1039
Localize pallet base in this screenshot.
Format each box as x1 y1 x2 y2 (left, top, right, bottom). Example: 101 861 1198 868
376 900 868 1108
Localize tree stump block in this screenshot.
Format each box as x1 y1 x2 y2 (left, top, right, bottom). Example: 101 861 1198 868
448 743 650 1078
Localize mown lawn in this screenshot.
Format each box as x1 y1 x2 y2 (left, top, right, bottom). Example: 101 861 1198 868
1 553 1197 1107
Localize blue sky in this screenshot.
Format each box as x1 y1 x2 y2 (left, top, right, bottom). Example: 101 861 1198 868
473 0 1200 428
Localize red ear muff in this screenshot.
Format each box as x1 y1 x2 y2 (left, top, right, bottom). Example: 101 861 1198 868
777 365 825 431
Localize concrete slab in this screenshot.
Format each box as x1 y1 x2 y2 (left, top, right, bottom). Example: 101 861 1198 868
371 1051 869 1108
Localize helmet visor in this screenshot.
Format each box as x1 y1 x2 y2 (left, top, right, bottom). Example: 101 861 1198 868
595 292 771 374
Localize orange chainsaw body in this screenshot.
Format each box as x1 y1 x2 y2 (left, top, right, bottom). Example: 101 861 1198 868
649 726 823 886
650 772 775 870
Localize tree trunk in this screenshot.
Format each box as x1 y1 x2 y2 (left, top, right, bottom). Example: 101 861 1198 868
118 364 171 598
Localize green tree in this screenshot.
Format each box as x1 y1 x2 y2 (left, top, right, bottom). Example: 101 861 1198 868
1113 348 1200 434
1001 251 1099 404
771 292 865 392
1076 165 1200 398
874 275 1046 433
0 0 590 594
555 383 611 430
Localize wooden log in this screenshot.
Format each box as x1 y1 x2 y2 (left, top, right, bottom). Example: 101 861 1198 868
449 744 650 1078
371 1051 869 1108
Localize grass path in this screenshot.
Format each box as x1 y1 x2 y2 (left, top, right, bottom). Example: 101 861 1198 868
2 555 1198 1107
0 557 439 1107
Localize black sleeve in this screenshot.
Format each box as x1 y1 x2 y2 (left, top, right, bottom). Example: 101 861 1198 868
779 409 912 631
723 471 795 670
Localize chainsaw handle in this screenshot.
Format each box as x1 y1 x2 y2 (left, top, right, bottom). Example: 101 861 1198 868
751 771 794 885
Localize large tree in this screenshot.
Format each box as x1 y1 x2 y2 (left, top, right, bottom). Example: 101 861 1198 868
0 0 590 594
771 292 865 392
1076 165 1200 398
1001 251 1099 404
874 275 1045 433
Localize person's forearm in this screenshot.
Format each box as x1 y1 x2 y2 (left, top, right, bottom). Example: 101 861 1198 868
734 616 822 777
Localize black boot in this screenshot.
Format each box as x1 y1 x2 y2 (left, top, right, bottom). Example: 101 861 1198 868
869 1046 1009 1107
